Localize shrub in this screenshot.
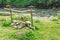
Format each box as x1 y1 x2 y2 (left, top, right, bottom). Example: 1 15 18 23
2 20 11 27
12 14 19 20
20 15 31 22
12 14 31 21
34 19 41 23
52 18 58 21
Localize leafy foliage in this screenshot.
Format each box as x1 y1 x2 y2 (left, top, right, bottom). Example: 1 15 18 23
0 0 60 7
20 15 31 22
2 20 11 27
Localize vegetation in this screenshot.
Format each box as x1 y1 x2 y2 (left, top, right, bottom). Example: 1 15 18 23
0 13 60 40
57 13 60 19
0 16 60 40
2 20 11 27
0 0 60 39
0 0 60 8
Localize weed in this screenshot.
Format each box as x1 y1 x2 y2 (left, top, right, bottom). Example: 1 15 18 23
2 20 11 27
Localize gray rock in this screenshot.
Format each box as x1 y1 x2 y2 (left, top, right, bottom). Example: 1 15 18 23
30 27 36 30
10 20 35 30
25 21 31 27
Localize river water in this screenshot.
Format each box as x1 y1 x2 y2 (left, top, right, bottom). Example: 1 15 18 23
0 8 60 17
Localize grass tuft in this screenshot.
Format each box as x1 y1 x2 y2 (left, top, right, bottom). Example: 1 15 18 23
2 20 11 27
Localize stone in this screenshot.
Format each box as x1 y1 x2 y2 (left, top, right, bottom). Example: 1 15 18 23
10 20 35 30
13 26 18 28
30 27 36 30
25 21 31 27
10 22 15 26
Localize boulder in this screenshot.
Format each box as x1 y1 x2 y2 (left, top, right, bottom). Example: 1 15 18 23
10 20 35 30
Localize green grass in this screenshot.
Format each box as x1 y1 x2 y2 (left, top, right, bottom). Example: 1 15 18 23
0 19 60 40
2 20 11 27
0 15 60 40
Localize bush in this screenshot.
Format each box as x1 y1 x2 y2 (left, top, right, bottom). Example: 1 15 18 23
34 19 41 23
12 14 31 21
52 18 58 21
20 15 31 22
2 20 11 27
12 14 19 20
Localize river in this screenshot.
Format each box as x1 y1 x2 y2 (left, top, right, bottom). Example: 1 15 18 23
0 8 60 17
